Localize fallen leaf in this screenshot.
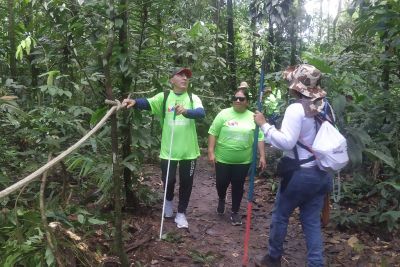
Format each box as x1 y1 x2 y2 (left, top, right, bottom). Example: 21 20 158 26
347 236 359 248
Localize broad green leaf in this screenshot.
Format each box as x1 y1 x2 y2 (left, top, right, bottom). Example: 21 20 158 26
122 161 137 172
364 148 395 168
88 218 107 225
331 95 346 116
115 18 123 28
45 246 55 266
301 52 334 74
90 107 108 126
77 214 85 224
380 181 400 191
379 211 400 223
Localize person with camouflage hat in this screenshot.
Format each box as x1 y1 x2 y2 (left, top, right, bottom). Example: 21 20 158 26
253 64 334 267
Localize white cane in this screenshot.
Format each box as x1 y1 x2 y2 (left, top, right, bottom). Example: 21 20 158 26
159 106 177 239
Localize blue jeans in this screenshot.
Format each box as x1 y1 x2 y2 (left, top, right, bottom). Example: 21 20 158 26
268 167 332 267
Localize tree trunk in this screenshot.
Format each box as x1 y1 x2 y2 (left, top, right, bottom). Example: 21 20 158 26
103 1 129 265
381 3 391 91
265 14 274 73
213 0 221 54
118 0 135 207
227 0 237 90
250 0 257 99
327 0 331 43
332 0 342 43
318 0 323 43
289 12 297 66
8 0 17 79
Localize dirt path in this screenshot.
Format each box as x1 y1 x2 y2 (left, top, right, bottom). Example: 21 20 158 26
123 152 400 266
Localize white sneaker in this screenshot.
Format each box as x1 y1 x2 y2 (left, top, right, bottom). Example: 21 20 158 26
174 213 189 228
164 200 174 218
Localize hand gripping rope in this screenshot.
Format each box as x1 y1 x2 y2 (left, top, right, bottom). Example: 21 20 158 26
159 104 177 239
242 61 266 266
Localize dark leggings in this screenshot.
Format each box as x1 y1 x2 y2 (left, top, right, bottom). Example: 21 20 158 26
215 162 251 213
161 159 197 213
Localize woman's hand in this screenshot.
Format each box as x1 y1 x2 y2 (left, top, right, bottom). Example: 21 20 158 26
208 151 216 165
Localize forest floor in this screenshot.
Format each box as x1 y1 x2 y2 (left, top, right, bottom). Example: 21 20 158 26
118 150 400 267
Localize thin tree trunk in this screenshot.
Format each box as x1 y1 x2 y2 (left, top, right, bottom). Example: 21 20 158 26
227 0 237 90
266 14 274 73
289 12 297 66
214 0 221 53
332 0 342 43
8 0 17 79
318 0 323 43
103 1 129 265
327 0 330 43
118 0 135 206
381 2 391 91
250 0 257 99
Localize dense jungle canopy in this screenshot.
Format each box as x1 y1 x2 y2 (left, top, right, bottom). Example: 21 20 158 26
0 0 399 266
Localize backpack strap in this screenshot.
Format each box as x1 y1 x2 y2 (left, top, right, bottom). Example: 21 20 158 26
293 144 316 165
162 90 170 120
188 91 193 109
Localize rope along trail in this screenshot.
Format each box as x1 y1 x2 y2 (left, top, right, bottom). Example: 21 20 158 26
0 100 122 199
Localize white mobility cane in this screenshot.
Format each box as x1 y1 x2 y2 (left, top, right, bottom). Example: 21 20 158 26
159 105 177 240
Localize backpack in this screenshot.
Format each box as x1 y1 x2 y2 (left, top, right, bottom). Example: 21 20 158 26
296 101 349 172
162 90 193 120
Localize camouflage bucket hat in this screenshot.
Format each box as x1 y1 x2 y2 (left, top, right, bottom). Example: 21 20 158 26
283 64 326 100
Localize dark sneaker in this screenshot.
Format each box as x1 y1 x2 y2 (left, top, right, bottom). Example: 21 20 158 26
254 254 281 267
216 199 225 214
230 212 242 226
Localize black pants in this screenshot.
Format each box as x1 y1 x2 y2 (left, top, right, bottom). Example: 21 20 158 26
161 159 197 214
215 162 251 213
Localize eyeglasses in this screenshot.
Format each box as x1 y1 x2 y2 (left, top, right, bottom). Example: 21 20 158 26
231 96 246 102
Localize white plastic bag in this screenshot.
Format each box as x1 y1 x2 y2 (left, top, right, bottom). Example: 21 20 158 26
312 121 349 171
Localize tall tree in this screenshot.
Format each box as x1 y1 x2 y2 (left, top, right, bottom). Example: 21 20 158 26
118 0 135 205
227 0 237 89
332 0 343 43
103 0 128 265
289 7 297 65
8 0 16 79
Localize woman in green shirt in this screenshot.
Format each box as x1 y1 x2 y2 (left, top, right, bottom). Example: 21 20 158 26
208 83 266 225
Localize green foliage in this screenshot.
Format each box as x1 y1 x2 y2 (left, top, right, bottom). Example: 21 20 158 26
1 0 400 262
0 208 46 266
161 231 183 243
189 249 218 265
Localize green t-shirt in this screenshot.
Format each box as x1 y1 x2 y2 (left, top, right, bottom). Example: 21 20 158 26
148 90 202 160
208 107 264 164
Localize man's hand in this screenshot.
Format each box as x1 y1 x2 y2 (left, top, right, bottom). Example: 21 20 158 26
254 110 267 126
175 104 187 116
122 98 136 109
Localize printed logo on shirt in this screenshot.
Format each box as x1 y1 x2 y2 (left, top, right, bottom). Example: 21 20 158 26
225 120 239 127
168 105 175 112
229 132 250 141
168 119 189 126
